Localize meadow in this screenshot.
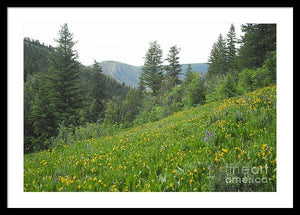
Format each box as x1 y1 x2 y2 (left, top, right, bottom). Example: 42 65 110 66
24 85 276 192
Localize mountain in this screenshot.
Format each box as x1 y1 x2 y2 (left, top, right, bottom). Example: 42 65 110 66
99 61 141 88
99 61 209 88
179 63 209 78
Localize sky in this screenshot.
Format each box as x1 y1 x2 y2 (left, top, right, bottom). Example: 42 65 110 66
24 23 243 67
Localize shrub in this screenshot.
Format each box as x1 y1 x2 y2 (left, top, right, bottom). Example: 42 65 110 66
162 85 184 116
238 52 276 93
133 106 164 126
183 72 206 107
50 122 120 149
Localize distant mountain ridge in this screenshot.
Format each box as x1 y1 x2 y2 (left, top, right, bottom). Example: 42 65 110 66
99 61 141 89
98 61 209 88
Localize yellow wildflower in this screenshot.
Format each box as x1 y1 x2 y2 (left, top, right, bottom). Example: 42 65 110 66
222 148 228 153
262 144 268 151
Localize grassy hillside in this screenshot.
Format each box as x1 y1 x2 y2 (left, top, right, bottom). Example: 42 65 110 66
24 85 276 192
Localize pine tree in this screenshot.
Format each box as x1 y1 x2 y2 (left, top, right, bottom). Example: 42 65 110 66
137 76 146 97
140 41 164 96
164 45 182 91
48 23 83 127
183 72 206 106
104 96 124 125
236 24 276 70
30 72 58 150
184 64 194 84
225 24 237 71
122 89 142 123
88 60 106 122
207 34 228 78
222 74 237 98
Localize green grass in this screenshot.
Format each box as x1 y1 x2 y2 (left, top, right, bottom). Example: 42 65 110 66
24 85 276 192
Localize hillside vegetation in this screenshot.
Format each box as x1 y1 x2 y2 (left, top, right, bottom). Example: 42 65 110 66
24 38 54 82
24 85 276 192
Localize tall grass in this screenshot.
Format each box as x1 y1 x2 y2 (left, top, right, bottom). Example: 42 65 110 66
24 85 276 192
